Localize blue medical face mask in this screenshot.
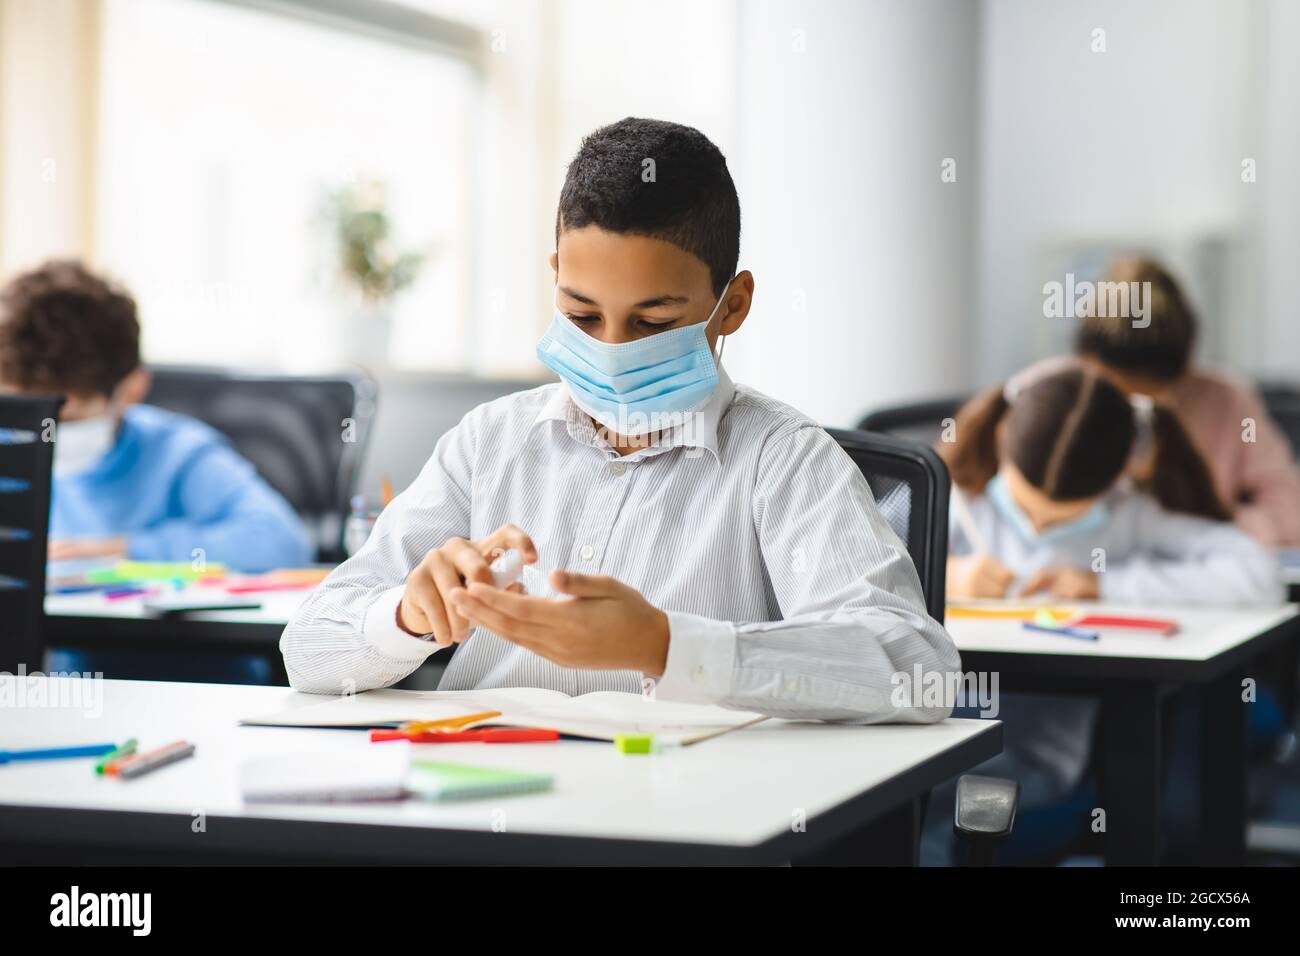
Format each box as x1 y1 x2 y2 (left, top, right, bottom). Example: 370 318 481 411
536 291 726 435
985 473 1110 546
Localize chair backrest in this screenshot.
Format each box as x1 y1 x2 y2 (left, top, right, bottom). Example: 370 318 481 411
0 394 63 673
857 396 968 447
1259 381 1300 462
145 366 377 562
828 427 950 623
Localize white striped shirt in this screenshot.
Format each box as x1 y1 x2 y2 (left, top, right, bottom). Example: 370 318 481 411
280 368 959 722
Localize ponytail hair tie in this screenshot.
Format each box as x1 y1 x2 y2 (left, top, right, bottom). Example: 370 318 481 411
1130 392 1156 458
1129 392 1155 426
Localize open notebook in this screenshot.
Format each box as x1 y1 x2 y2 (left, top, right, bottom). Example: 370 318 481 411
241 687 768 746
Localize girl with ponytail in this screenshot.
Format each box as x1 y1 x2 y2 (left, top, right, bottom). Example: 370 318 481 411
921 364 1282 867
939 365 1278 604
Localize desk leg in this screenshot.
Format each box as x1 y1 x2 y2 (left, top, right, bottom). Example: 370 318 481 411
795 797 922 866
1100 684 1162 866
1199 667 1247 865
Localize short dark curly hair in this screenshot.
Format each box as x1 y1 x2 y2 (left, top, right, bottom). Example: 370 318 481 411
556 117 741 296
0 260 140 396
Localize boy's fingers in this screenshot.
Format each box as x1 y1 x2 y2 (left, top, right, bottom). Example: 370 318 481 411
427 552 471 641
464 581 566 626
403 583 452 647
550 570 618 597
483 524 538 562
442 538 494 586
451 587 549 640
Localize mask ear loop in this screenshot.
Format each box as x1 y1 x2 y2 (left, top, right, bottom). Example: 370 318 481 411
709 279 735 364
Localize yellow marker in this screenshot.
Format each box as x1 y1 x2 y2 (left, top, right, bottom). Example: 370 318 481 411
400 711 502 734
381 476 395 508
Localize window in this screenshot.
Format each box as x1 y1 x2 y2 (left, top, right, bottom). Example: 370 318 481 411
95 0 481 372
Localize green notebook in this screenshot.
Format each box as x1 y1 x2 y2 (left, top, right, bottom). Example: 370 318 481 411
407 760 553 802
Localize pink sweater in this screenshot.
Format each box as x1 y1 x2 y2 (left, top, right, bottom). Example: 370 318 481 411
1010 359 1300 546
1169 369 1300 546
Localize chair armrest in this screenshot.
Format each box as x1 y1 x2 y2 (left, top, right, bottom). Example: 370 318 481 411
954 774 1019 842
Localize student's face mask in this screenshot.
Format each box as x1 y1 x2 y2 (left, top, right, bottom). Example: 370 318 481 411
986 473 1110 546
536 290 727 436
53 414 118 477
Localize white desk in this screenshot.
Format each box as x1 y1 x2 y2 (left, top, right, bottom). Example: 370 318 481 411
45 588 309 628
946 601 1300 866
948 603 1298 680
0 677 1000 865
42 589 310 675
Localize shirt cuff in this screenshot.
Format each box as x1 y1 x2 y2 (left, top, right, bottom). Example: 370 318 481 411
362 585 439 662
651 611 736 704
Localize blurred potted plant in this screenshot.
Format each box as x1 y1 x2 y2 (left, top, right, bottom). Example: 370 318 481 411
319 179 427 369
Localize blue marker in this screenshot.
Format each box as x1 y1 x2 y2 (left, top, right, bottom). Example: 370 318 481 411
1023 621 1100 642
0 744 118 765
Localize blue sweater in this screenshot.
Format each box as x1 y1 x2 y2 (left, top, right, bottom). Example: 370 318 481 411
51 405 313 572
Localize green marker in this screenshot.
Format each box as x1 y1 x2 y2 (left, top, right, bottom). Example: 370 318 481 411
614 734 655 755
94 738 138 775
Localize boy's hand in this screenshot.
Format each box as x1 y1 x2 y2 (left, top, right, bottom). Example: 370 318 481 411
398 524 537 646
1017 566 1100 600
447 569 671 675
48 537 128 561
946 554 1015 599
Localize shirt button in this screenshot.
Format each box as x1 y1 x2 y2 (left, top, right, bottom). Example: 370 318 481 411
609 461 626 476
579 544 594 561
693 665 707 684
784 678 799 694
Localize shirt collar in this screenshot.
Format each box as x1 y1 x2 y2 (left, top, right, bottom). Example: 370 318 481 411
533 364 735 464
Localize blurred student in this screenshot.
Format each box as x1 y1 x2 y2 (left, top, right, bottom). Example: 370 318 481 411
281 117 959 723
926 365 1281 864
0 260 312 680
1032 257 1300 545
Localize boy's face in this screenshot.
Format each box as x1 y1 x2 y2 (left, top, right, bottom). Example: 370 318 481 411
550 226 752 348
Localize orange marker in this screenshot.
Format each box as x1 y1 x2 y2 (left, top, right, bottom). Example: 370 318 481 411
399 711 502 735
380 476 395 508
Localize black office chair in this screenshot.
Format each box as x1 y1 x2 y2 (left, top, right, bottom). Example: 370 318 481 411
828 427 1018 865
0 394 63 674
827 428 950 622
145 366 377 562
856 396 968 448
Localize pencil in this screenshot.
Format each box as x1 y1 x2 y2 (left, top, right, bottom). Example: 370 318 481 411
950 485 988 554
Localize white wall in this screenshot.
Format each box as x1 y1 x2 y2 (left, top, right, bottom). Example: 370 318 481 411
974 0 1280 383
426 0 985 428
727 0 981 426
1253 0 1300 380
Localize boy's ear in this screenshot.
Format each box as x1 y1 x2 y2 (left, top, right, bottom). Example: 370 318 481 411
719 270 755 336
114 367 151 408
548 251 559 277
